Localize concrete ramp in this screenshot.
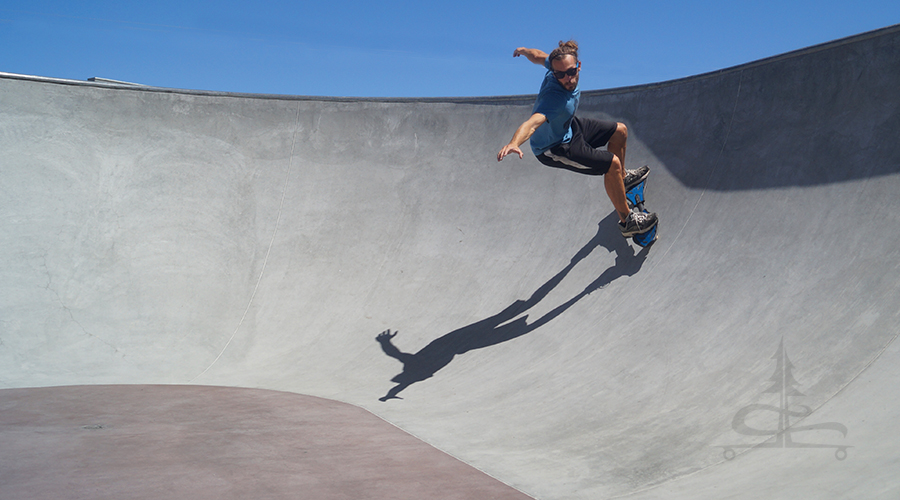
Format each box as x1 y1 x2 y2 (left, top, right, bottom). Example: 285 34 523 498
2 25 900 499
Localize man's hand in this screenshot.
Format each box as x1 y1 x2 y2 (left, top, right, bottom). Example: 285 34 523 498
497 113 547 162
513 47 548 65
497 144 524 161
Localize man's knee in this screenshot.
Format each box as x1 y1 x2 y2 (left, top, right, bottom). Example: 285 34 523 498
612 122 628 144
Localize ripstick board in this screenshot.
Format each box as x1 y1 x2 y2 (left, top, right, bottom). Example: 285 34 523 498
625 177 658 247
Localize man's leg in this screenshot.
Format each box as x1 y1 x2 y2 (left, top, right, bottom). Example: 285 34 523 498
577 120 630 222
596 122 630 222
607 122 627 173
605 155 631 223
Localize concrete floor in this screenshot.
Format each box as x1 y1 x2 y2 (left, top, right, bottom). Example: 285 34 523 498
0 385 531 499
2 24 899 500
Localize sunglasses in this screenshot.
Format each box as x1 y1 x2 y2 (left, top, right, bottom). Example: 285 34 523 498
552 62 580 80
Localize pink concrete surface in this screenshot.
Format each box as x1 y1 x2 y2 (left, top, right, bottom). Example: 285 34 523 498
0 385 533 500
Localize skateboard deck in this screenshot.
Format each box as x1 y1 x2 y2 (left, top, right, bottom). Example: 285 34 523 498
625 173 658 247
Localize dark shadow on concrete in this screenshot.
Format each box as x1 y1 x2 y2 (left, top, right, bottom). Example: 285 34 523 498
376 213 650 401
578 24 900 191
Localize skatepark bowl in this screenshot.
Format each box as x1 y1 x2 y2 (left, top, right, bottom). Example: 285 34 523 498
2 24 900 500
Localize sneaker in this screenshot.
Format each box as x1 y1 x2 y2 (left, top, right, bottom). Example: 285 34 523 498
623 165 650 191
619 210 658 237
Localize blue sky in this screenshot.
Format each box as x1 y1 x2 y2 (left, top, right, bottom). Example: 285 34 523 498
1 1 898 97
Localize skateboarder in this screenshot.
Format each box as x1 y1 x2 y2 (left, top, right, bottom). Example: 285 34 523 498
497 40 658 237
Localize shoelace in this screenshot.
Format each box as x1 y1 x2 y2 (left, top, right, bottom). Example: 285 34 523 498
630 212 652 224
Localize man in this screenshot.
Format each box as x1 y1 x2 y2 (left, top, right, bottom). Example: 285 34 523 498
497 40 658 238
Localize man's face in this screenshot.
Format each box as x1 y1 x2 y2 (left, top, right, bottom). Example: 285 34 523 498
551 54 580 91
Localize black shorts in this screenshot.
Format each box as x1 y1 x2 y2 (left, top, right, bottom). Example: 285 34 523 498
536 116 618 176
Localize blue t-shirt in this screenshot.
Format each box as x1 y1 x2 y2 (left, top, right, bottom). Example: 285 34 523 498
530 59 580 156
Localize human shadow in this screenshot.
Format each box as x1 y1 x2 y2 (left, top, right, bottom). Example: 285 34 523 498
376 213 650 401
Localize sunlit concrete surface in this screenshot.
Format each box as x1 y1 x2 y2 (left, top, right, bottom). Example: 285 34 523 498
2 24 899 500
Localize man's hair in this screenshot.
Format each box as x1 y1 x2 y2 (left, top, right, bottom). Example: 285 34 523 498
548 40 579 63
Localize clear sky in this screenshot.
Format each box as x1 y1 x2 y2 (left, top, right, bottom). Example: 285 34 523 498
2 1 898 98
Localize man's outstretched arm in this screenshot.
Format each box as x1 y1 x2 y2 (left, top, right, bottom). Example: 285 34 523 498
513 47 549 65
497 112 547 161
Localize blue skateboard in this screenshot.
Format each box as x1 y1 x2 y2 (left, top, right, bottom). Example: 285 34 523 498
625 172 658 247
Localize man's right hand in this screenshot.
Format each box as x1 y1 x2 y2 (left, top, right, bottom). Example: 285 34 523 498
497 144 524 161
497 113 547 162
